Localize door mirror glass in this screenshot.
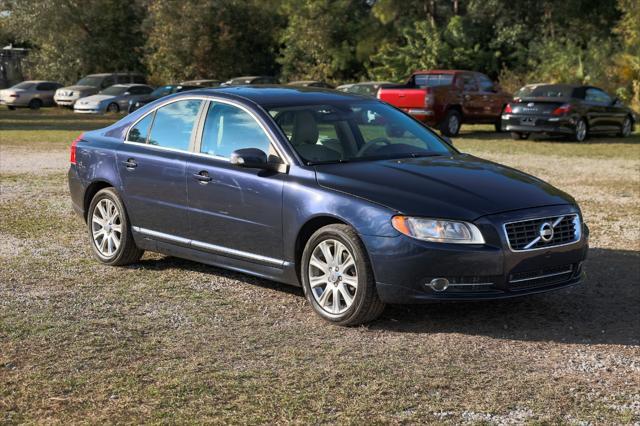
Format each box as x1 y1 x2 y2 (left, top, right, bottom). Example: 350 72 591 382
230 148 268 168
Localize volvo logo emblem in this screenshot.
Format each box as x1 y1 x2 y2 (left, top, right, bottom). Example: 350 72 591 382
539 222 554 243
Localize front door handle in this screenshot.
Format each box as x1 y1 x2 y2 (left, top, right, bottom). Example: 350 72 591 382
122 158 137 169
193 171 213 183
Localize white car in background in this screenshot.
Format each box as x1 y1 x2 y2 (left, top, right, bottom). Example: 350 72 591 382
73 84 153 114
0 81 62 110
54 72 147 107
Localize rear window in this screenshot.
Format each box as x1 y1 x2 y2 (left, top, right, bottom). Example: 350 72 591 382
516 85 573 99
414 74 454 88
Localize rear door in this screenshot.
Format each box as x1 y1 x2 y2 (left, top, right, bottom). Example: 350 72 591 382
586 87 624 130
185 100 285 263
117 98 204 238
584 88 610 131
35 82 58 106
460 73 483 120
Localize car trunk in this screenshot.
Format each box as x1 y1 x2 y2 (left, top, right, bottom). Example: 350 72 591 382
511 97 568 115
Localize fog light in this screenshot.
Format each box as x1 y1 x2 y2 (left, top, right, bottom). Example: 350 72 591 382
429 278 449 292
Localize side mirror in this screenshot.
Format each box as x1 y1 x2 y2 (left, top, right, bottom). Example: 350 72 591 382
230 148 268 169
124 91 131 96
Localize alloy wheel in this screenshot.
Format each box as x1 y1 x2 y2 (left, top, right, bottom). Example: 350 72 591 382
308 239 358 315
576 120 587 141
91 198 122 257
449 115 460 135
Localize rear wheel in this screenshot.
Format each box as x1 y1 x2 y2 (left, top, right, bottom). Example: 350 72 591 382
618 116 632 137
511 132 529 140
7 105 16 110
87 188 143 266
28 99 42 110
440 109 461 137
301 224 385 326
571 118 587 142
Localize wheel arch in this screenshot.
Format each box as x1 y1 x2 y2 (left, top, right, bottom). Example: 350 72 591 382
83 180 119 222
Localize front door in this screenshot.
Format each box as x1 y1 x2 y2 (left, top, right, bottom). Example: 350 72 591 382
186 100 285 264
117 99 203 238
460 73 483 121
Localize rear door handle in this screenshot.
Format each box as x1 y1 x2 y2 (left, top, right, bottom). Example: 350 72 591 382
193 171 213 183
122 158 137 169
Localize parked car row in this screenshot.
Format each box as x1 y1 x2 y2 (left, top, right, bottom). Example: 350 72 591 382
1 69 636 140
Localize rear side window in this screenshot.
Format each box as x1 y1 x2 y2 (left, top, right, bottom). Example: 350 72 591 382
127 113 154 143
414 74 453 87
101 76 115 89
477 74 495 92
36 83 55 91
146 100 202 150
200 102 271 158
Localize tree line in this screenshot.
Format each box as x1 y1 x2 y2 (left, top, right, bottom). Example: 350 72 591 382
1 0 638 108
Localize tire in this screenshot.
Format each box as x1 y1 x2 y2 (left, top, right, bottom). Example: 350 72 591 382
511 132 529 140
301 224 385 326
87 188 143 266
440 109 462 137
7 106 16 110
618 116 633 137
106 103 120 113
571 118 588 142
494 121 503 132
28 99 42 110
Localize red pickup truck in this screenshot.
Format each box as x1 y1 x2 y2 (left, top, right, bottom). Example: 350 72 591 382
377 70 512 136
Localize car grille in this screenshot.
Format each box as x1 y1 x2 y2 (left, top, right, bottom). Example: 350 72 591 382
509 264 577 289
504 214 580 251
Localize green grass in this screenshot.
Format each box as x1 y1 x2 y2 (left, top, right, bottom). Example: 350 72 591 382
1 107 639 424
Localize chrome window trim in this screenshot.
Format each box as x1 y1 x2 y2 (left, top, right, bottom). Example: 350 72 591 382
502 214 581 252
124 95 291 167
132 226 288 267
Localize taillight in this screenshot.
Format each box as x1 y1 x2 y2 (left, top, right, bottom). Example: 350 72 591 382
504 103 513 114
70 133 84 164
552 103 572 116
424 89 434 107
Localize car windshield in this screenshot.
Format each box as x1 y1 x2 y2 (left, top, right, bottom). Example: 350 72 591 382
515 85 572 98
414 74 454 87
151 85 175 97
76 76 103 87
11 82 35 90
100 86 128 96
269 101 455 165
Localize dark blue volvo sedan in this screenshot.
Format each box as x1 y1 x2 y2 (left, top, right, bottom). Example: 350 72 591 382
68 86 588 325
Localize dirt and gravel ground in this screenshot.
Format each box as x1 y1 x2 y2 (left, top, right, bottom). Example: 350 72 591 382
1 108 639 424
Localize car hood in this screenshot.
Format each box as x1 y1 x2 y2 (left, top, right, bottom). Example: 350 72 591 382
60 85 98 93
78 94 116 104
314 154 575 220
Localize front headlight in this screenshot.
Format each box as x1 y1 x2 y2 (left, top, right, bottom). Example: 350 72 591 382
391 216 485 244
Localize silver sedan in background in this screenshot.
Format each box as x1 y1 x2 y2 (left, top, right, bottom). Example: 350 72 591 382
73 84 154 114
0 81 62 110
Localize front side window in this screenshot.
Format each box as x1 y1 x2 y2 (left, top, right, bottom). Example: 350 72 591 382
269 102 455 164
585 88 611 104
100 77 115 89
147 100 202 150
76 76 102 87
478 75 495 92
462 74 478 92
200 102 272 158
100 85 128 96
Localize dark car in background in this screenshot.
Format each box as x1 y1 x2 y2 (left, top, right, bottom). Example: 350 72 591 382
378 70 512 136
68 87 588 326
128 84 200 113
287 80 334 89
179 79 221 87
337 81 394 98
222 76 278 86
502 84 636 141
0 80 62 109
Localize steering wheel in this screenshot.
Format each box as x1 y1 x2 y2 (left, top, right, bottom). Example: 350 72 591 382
356 137 391 157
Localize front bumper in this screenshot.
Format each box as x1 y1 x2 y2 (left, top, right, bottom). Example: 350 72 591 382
55 96 80 107
502 114 575 135
363 205 589 303
74 105 104 114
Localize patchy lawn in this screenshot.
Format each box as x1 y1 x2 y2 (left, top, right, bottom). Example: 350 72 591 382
1 108 639 424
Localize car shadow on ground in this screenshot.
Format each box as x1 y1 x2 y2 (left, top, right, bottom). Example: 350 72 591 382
372 248 640 346
456 129 640 144
132 247 639 346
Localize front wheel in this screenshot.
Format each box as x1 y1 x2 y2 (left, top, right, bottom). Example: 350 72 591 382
28 99 42 110
7 105 16 110
511 132 529 140
440 110 461 137
88 188 143 266
618 116 633 137
301 224 385 326
106 103 120 113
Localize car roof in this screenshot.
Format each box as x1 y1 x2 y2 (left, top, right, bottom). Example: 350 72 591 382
86 72 144 77
109 83 149 88
17 80 58 84
520 83 581 90
188 85 369 107
412 70 471 75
